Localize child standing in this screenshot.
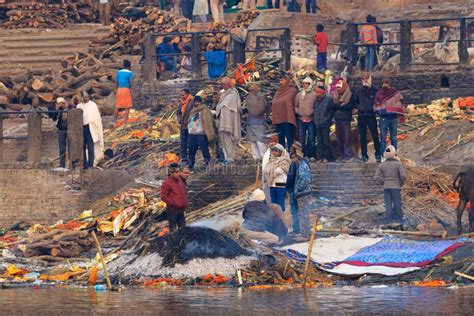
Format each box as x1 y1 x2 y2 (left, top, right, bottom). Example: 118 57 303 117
314 24 328 73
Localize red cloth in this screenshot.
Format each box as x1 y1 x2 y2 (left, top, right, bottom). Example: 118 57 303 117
160 176 188 209
314 32 328 53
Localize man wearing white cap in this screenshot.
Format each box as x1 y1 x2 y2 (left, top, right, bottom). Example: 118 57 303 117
53 97 70 168
295 77 317 159
374 145 405 225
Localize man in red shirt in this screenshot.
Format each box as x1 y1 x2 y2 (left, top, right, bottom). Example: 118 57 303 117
314 24 328 72
160 163 189 232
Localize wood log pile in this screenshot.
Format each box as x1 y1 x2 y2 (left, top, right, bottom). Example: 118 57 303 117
0 53 121 114
17 229 94 261
200 11 259 50
0 1 98 29
102 7 190 55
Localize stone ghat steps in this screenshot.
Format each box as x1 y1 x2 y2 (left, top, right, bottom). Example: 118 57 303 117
186 160 259 210
310 162 383 203
0 25 110 73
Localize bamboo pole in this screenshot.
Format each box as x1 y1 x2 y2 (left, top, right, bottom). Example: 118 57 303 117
91 231 113 291
303 217 318 288
454 271 474 281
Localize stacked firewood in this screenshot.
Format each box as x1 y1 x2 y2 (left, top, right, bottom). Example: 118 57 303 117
103 7 190 55
0 1 98 29
18 230 94 259
200 10 259 49
0 53 121 114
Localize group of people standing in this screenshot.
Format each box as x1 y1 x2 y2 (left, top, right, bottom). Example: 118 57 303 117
265 72 404 164
178 77 242 170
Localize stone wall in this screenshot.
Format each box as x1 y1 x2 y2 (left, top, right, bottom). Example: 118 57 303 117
133 78 215 109
353 68 474 104
187 159 258 210
0 164 133 227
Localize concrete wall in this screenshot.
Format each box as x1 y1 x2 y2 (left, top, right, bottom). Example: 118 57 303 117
0 164 133 227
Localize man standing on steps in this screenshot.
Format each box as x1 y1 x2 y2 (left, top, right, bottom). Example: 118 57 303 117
216 77 241 164
313 86 335 162
177 89 194 164
374 145 405 226
374 79 404 155
295 77 317 159
161 163 189 232
52 97 71 169
354 72 381 162
77 92 104 169
114 60 134 127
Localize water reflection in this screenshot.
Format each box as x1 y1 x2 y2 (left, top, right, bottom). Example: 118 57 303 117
1 286 473 315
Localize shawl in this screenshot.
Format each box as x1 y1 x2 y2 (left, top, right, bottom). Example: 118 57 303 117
188 105 217 142
264 144 291 186
181 95 193 114
271 85 298 126
216 87 241 141
77 100 104 162
374 88 404 114
374 87 399 107
246 92 268 119
332 79 352 106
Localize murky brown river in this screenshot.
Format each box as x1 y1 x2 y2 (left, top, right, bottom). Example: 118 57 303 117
1 286 473 315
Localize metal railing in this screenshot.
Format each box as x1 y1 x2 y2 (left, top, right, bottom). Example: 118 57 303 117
141 27 291 81
346 16 474 69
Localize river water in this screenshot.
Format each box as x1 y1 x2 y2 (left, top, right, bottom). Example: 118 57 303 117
1 286 473 315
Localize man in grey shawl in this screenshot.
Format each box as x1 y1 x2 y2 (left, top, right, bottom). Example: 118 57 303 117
216 77 241 163
246 83 269 159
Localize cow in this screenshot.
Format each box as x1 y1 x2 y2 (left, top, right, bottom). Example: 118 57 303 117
453 167 474 234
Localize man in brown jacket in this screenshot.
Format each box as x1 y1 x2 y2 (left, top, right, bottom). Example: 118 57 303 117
374 145 405 224
295 77 317 159
187 96 217 171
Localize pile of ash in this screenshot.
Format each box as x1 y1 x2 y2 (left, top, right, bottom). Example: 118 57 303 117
143 226 251 267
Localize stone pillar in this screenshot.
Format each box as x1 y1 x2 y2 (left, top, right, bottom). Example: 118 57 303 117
191 33 202 78
0 116 3 163
67 109 84 169
400 20 412 70
458 18 469 64
346 23 358 66
281 28 291 71
27 112 42 163
142 34 157 82
232 38 246 65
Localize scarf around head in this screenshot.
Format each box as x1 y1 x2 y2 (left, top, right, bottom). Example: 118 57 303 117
301 78 314 98
332 79 352 106
264 143 291 186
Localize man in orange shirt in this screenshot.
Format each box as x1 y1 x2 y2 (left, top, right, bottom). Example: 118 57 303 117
359 15 379 71
314 24 328 72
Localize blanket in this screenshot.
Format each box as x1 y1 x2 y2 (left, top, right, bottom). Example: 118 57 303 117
342 236 465 268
